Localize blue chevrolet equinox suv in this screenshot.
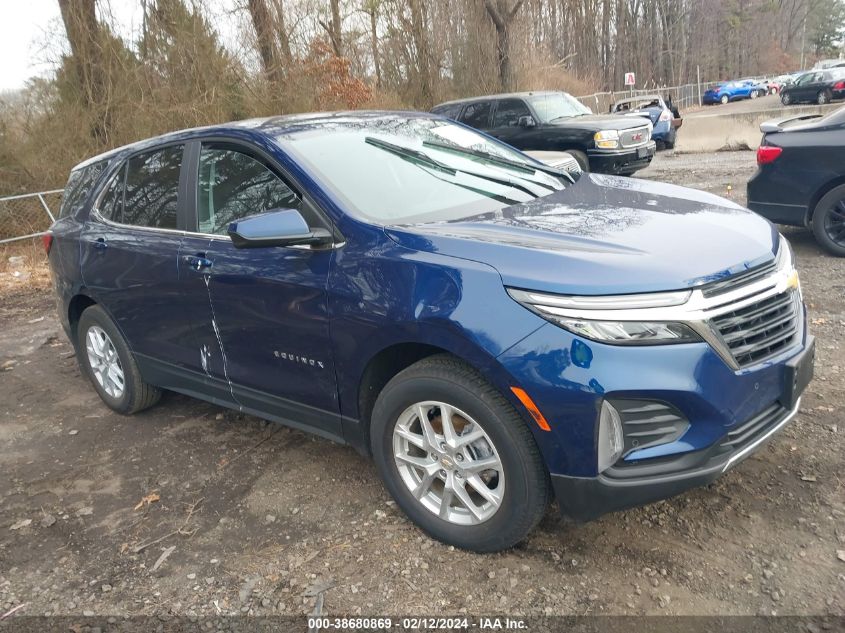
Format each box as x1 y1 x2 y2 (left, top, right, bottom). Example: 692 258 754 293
47 112 814 552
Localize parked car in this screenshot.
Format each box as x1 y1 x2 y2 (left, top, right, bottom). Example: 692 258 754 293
703 80 765 104
47 112 813 552
748 106 845 256
780 68 845 105
431 91 655 175
609 94 682 149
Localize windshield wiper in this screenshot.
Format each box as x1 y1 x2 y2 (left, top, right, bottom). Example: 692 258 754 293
366 136 549 198
422 140 574 184
365 136 456 175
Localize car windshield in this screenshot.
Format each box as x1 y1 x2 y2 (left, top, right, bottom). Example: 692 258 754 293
526 93 592 122
279 115 568 225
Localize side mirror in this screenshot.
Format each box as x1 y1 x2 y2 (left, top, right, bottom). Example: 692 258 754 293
517 115 536 128
228 208 332 249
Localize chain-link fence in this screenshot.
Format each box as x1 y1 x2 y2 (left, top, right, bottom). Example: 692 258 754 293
576 81 723 114
0 190 64 244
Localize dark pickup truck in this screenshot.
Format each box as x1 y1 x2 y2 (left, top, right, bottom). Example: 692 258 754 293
432 91 656 175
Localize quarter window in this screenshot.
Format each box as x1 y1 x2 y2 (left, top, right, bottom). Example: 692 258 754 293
59 161 106 218
493 99 532 127
196 146 300 235
459 101 493 129
122 146 183 230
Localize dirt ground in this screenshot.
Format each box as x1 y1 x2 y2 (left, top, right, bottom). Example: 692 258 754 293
1 150 843 620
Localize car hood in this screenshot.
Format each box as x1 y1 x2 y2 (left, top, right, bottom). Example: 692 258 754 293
385 174 778 296
546 114 650 131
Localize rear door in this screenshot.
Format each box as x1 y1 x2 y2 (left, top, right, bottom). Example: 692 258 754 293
79 144 196 369
177 140 341 437
457 100 494 133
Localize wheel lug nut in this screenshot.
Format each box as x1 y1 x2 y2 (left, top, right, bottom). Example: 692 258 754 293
439 442 447 450
456 454 464 462
439 469 447 478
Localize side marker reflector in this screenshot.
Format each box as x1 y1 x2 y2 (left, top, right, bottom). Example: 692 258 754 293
510 386 551 431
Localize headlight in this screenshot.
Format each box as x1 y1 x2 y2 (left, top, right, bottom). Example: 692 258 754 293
594 129 620 149
508 288 702 345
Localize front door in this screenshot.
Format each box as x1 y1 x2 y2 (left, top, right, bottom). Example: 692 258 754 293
178 141 341 438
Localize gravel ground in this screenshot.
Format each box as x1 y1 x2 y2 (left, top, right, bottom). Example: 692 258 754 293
1 150 844 619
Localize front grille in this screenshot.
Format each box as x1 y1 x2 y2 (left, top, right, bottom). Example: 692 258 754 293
720 402 786 452
701 259 778 298
619 125 650 148
711 290 800 368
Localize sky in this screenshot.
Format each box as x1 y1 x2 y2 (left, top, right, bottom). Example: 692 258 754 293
0 1 242 93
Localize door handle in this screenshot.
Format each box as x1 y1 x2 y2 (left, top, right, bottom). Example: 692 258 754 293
181 254 213 271
93 238 108 251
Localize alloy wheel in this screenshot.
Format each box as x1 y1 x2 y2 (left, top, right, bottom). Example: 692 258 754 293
823 199 845 247
85 325 125 398
818 91 830 105
392 401 504 525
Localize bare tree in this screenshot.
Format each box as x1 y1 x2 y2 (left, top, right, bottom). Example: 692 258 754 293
320 0 344 56
484 0 526 91
247 0 283 82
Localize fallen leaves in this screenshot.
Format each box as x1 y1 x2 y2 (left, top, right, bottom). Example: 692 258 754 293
9 519 31 531
837 550 845 563
134 492 160 511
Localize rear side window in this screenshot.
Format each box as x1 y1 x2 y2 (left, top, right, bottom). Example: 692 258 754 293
459 101 493 129
196 146 301 235
122 145 183 230
95 165 126 223
59 161 106 218
492 99 532 127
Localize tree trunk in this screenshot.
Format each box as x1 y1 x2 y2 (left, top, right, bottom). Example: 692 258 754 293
57 0 108 141
484 0 526 91
367 3 382 87
408 0 433 106
326 0 343 56
247 0 282 82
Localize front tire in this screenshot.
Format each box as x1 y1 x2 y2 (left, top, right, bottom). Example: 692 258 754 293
750 89 758 99
76 305 161 414
370 355 551 552
720 94 729 105
811 185 845 257
568 150 589 172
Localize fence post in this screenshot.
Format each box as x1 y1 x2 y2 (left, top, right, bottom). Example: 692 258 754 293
697 65 702 106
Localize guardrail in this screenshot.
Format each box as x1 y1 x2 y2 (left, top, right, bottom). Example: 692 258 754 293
0 190 64 244
575 81 723 114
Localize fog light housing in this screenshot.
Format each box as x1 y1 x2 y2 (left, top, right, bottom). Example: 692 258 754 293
597 400 624 473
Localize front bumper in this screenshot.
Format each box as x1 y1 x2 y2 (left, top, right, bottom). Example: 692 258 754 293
587 141 656 175
551 395 804 521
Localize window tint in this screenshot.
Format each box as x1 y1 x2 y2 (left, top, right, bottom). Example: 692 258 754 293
197 147 300 235
433 104 462 121
493 99 532 127
96 165 126 223
459 101 493 128
123 145 183 230
59 161 106 218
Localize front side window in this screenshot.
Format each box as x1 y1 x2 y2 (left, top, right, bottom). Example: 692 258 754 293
196 147 301 235
492 99 532 127
123 145 183 230
460 101 493 128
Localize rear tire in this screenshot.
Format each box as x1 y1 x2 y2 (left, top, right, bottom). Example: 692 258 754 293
817 89 832 105
76 305 161 414
811 185 845 257
369 355 551 552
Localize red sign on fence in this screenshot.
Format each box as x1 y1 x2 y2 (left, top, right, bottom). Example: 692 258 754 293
624 72 636 86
